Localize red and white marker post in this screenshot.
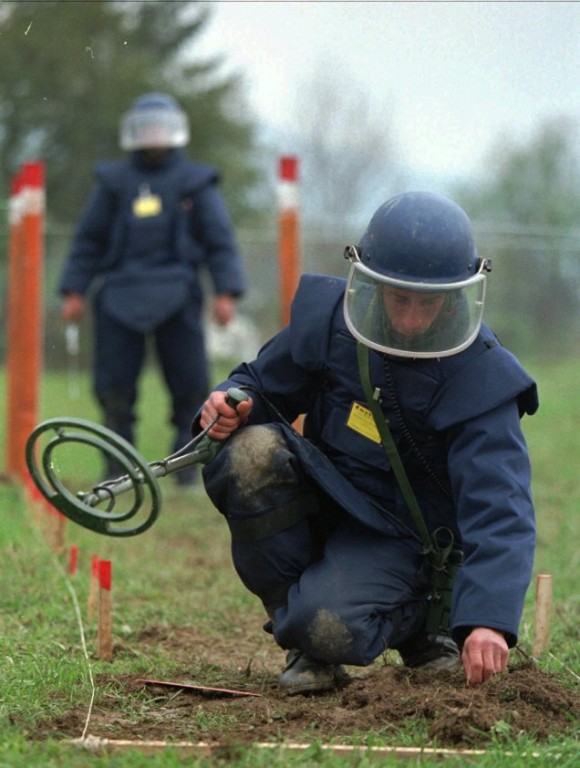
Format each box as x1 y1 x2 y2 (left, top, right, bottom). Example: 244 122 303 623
5 162 45 481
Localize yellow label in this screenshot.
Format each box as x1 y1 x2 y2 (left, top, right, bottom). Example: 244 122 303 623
133 194 162 218
346 402 381 444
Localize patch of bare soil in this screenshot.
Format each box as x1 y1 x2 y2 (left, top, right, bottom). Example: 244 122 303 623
37 621 578 749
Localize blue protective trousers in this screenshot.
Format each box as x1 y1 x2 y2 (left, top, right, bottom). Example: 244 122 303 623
93 296 208 450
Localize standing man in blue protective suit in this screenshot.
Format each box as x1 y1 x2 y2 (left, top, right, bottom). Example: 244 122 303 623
59 93 246 484
198 191 538 694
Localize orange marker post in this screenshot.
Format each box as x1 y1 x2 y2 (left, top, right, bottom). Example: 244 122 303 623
278 156 301 328
98 560 113 661
5 171 25 477
5 161 45 480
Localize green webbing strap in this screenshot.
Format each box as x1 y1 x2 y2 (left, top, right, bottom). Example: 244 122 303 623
356 342 452 569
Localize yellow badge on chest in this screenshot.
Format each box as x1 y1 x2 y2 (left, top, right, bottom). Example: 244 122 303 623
132 185 162 218
346 402 381 444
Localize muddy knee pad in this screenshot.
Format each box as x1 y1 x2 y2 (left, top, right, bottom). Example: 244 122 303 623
204 425 322 608
203 424 318 540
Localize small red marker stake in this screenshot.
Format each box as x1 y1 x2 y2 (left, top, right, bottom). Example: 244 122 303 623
88 555 99 619
69 545 79 576
98 559 113 662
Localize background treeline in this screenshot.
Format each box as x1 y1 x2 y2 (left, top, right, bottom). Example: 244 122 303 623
1 0 579 362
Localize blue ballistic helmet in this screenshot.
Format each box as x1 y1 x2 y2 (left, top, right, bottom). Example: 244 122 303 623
120 93 190 151
344 192 491 358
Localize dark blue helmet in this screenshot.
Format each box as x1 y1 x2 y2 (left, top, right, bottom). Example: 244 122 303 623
344 192 491 358
120 92 189 151
357 191 480 283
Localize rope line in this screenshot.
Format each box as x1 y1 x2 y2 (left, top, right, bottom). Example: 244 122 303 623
23 499 97 740
62 576 96 740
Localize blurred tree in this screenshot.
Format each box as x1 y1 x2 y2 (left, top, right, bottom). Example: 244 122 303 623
0 0 260 224
456 117 580 228
296 60 401 246
455 118 580 354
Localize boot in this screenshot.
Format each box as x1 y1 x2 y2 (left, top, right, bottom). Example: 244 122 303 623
98 392 135 481
279 649 349 695
398 633 460 670
173 465 198 487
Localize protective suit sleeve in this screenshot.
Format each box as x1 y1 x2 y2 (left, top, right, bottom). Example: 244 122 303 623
58 168 119 295
448 398 536 646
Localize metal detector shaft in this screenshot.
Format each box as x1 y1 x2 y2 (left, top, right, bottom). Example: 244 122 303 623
78 433 223 507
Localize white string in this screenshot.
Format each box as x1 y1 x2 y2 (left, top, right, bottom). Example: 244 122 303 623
62 575 96 740
24 506 97 741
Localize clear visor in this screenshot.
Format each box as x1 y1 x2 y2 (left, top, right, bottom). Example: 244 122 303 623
120 108 189 150
344 261 487 358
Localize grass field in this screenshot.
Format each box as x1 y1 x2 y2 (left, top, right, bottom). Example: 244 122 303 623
0 357 578 766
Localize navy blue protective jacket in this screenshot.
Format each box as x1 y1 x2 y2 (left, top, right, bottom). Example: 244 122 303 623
59 149 246 331
214 274 539 646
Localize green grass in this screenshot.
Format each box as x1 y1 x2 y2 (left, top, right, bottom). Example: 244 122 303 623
0 357 578 766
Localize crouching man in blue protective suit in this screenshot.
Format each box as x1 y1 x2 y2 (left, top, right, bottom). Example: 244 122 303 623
196 191 538 695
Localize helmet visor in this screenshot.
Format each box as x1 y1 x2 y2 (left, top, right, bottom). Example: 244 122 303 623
344 261 487 358
120 108 189 150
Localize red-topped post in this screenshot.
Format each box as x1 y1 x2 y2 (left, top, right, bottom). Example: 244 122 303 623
5 161 46 480
278 156 301 328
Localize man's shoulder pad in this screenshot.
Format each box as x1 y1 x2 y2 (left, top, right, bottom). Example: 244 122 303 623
430 332 539 429
94 160 129 192
182 162 219 193
291 274 346 320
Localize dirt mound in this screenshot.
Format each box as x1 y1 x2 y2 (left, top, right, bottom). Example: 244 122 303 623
38 623 578 749
338 663 577 746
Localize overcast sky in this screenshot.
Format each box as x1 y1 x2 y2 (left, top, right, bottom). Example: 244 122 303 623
197 1 579 183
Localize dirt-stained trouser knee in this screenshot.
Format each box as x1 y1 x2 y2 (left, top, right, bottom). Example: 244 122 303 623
203 425 325 611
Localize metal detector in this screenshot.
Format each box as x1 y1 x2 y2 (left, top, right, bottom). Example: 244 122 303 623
24 387 248 537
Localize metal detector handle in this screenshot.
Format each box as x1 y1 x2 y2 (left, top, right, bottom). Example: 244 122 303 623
137 386 249 479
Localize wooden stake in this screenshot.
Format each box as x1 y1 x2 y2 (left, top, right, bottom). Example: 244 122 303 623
98 560 113 661
52 512 67 556
69 545 79 576
532 573 553 657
